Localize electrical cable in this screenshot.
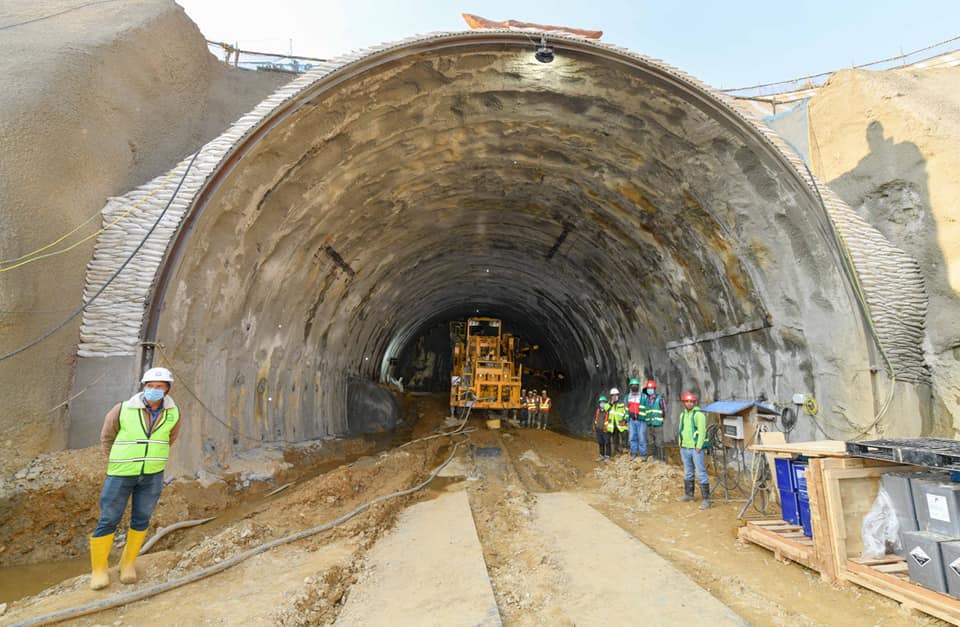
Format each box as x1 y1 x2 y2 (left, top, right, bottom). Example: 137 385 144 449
721 33 960 95
0 0 120 32
0 169 178 273
9 436 468 627
0 152 199 363
801 161 897 439
153 343 299 446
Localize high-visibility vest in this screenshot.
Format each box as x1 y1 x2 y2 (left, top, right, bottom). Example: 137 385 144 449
678 407 706 449
526 397 539 411
540 396 551 411
642 394 665 426
108 402 180 476
607 401 627 432
626 391 645 419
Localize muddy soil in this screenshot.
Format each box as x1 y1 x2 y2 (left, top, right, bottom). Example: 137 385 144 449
0 394 946 625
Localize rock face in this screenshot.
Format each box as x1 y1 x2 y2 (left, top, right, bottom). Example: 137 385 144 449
808 67 960 435
0 0 291 473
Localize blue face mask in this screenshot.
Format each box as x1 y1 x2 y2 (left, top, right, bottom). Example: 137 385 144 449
143 388 165 403
646 389 654 396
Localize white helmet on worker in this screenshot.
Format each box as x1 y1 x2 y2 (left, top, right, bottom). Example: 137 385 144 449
141 367 174 384
609 387 620 395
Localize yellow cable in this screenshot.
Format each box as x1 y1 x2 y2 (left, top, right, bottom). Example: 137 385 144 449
0 169 178 273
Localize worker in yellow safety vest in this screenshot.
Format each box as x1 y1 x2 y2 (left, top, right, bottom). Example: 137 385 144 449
606 388 628 455
677 391 711 509
536 389 552 430
524 391 539 429
88 367 182 590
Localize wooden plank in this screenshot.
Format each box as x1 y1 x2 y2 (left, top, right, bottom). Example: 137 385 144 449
807 458 837 581
853 555 908 566
752 519 788 526
845 560 960 624
750 440 848 457
874 562 910 574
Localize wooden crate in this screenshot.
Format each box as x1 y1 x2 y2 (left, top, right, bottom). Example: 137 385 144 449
817 455 960 624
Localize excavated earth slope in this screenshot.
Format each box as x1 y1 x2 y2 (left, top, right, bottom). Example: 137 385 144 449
809 66 960 434
0 0 291 473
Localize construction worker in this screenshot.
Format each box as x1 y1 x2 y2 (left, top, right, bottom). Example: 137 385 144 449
519 388 528 427
677 391 711 509
593 394 611 461
89 367 181 590
625 378 647 459
607 388 628 456
537 389 552 429
525 390 539 428
640 379 667 463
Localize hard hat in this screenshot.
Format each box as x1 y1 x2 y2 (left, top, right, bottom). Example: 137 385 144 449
609 387 620 395
541 389 547 394
598 395 608 402
628 378 640 386
645 380 657 389
141 367 174 384
681 391 697 402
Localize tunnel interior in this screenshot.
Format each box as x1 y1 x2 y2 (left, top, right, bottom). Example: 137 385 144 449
151 37 877 468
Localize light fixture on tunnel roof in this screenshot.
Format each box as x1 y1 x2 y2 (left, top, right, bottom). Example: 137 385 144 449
534 36 554 64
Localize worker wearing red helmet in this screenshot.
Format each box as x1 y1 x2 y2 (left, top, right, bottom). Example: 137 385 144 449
640 379 666 463
677 391 711 509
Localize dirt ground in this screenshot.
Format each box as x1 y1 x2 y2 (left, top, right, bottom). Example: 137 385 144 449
0 395 946 625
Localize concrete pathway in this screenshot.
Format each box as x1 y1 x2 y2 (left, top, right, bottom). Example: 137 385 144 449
535 492 746 625
335 490 501 626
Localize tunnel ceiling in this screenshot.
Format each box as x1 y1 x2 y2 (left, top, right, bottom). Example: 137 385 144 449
160 42 802 383
77 31 928 446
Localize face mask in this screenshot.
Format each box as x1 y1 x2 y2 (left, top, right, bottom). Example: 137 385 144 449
143 388 165 402
646 389 654 396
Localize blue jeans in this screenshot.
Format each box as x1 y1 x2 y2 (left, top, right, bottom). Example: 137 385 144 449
681 447 708 484
628 419 647 456
93 472 165 537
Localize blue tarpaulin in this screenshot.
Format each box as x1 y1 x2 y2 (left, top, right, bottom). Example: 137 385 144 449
701 400 779 416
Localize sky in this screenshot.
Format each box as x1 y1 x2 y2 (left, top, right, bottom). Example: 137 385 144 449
176 1 960 89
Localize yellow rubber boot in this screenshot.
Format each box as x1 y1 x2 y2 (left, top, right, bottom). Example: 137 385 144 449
89 533 114 590
119 528 147 584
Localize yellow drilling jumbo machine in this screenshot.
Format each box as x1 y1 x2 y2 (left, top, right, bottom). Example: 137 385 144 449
449 317 523 415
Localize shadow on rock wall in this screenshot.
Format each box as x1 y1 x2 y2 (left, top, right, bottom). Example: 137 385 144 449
824 121 954 434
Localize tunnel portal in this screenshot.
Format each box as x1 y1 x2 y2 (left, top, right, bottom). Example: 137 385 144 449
74 32 928 472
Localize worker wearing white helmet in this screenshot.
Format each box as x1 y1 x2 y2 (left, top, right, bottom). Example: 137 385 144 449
88 366 182 590
606 387 628 456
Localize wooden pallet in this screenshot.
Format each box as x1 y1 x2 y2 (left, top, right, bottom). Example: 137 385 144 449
738 520 819 571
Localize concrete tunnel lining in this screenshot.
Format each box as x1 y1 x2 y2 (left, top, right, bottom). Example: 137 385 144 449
72 31 928 473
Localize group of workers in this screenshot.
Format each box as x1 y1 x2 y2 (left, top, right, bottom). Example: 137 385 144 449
86 367 710 591
519 388 552 429
593 378 711 509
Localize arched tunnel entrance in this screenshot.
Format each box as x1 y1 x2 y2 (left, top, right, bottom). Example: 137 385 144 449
101 31 925 473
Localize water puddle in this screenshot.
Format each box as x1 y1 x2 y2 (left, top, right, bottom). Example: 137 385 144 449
0 556 87 604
